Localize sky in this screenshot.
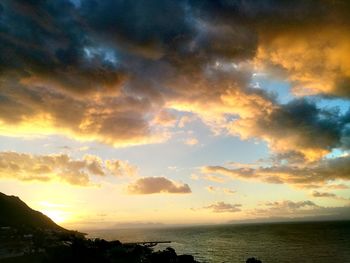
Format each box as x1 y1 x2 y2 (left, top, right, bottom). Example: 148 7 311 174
0 0 350 229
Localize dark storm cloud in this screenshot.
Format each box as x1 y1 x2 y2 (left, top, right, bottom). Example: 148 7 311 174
0 0 126 95
0 0 349 149
0 0 258 145
2 0 350 90
78 0 191 59
268 99 345 150
229 98 350 161
0 0 261 90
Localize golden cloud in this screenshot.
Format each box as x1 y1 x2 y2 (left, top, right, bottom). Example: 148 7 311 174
0 151 137 186
0 78 169 147
257 26 350 97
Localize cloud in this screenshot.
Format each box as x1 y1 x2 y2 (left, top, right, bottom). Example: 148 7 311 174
178 115 196 128
184 137 199 146
105 160 138 177
312 191 349 201
312 191 337 198
205 186 236 195
223 188 236 195
251 200 320 218
0 0 349 160
228 99 350 162
0 78 168 146
203 202 242 213
152 110 177 127
326 184 349 190
0 1 180 146
203 175 226 183
190 174 199 180
127 177 191 194
192 0 350 99
257 27 350 98
251 199 350 219
265 200 318 209
205 186 216 192
201 155 350 188
0 0 264 147
0 151 136 186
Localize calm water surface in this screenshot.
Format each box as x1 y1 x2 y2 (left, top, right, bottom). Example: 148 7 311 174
87 221 350 263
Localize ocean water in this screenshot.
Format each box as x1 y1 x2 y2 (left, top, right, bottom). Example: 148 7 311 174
87 221 350 263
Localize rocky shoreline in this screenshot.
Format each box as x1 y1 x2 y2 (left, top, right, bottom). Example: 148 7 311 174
1 228 198 263
1 227 262 263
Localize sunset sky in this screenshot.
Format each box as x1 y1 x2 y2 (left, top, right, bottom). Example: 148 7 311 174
0 0 349 229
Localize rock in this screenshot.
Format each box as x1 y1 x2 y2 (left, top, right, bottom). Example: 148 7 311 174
246 257 262 263
178 254 196 263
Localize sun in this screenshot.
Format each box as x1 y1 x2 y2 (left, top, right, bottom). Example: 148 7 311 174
41 209 68 224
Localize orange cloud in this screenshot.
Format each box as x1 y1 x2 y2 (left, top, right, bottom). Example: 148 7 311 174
257 26 350 97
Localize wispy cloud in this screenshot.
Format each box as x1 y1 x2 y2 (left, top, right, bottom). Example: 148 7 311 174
250 200 350 220
203 202 242 213
184 137 199 146
312 191 349 201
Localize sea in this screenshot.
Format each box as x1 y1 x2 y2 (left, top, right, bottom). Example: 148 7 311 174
87 220 350 263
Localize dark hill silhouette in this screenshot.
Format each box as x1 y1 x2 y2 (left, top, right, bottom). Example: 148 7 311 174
0 192 66 231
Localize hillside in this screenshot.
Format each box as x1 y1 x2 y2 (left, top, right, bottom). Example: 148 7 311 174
0 192 66 231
